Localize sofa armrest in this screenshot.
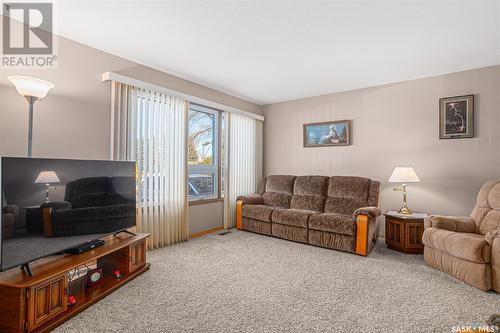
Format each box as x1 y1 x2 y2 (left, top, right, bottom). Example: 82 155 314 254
40 202 71 237
40 201 72 211
236 194 263 206
424 215 476 233
353 206 381 219
354 209 380 256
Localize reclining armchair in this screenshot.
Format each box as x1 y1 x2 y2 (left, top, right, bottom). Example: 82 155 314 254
2 203 18 240
422 180 500 292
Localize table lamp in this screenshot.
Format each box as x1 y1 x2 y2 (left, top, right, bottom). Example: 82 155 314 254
35 171 60 202
8 76 55 157
388 167 420 214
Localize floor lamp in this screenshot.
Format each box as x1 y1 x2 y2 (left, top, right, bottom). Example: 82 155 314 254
8 76 55 157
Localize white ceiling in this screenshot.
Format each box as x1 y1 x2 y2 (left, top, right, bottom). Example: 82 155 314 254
58 1 500 105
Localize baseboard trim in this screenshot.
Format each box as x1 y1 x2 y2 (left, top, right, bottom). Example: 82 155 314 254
190 226 224 239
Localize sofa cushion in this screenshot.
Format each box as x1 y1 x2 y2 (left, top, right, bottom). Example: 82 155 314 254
422 228 491 264
290 176 328 211
309 229 355 253
263 192 292 208
65 177 108 208
262 175 296 208
266 175 296 193
325 176 371 215
293 176 329 196
272 223 308 243
308 213 355 236
290 196 326 212
272 208 319 228
105 177 136 206
242 205 276 222
242 217 272 235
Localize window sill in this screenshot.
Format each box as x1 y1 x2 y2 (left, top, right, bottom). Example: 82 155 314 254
189 197 224 206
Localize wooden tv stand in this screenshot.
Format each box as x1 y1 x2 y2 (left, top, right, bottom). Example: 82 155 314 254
0 233 150 333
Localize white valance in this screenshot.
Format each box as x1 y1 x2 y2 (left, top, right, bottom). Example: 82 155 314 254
102 71 264 122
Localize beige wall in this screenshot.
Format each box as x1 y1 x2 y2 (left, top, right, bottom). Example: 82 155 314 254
189 201 223 235
263 65 500 235
0 33 261 234
0 35 261 159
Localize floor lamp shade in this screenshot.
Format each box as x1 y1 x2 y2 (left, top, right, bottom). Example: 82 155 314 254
7 76 55 157
8 76 54 99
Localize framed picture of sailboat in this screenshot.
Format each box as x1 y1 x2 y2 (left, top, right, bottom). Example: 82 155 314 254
439 95 474 139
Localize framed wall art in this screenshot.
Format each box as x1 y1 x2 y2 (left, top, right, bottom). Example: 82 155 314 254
439 95 474 139
303 120 351 147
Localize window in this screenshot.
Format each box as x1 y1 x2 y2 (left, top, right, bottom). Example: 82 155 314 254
188 103 220 200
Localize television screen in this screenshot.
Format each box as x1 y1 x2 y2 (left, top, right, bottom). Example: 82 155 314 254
0 157 136 271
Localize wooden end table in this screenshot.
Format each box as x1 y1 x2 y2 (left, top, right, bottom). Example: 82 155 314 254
384 211 428 254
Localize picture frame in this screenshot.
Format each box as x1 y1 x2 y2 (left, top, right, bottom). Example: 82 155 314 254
439 95 474 139
303 120 351 147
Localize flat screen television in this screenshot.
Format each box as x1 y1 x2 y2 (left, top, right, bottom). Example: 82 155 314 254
0 157 136 272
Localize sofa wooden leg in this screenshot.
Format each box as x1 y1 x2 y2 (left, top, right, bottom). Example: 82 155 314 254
236 200 243 229
355 214 369 256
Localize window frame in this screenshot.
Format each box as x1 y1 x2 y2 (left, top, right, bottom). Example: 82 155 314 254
188 103 222 203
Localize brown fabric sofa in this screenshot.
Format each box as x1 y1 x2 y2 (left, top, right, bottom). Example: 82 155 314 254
422 180 500 292
236 175 381 256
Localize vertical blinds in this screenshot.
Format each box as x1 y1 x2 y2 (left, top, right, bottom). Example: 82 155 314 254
110 82 189 249
224 112 264 229
135 89 189 248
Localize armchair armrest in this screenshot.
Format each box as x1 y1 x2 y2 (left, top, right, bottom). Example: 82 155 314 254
485 230 500 245
3 204 19 216
3 205 19 222
424 215 476 233
353 206 381 219
236 194 263 206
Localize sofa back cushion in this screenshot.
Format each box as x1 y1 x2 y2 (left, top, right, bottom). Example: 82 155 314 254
324 176 380 215
104 177 136 206
471 180 500 234
262 175 296 208
65 177 108 209
290 176 328 211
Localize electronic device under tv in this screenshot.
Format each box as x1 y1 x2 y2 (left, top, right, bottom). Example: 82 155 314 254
0 157 136 275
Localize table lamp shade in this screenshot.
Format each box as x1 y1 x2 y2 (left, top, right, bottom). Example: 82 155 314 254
35 171 60 184
8 75 55 99
388 167 420 183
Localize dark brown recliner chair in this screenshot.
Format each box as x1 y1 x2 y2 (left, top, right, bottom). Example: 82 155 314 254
236 175 381 256
2 197 18 240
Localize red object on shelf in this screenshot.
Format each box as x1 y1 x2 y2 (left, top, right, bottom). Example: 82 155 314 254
113 269 122 279
68 295 76 307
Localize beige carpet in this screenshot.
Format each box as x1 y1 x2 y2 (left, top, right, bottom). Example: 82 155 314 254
54 230 499 333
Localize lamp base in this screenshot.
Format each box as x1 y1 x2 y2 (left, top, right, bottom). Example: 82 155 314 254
398 206 413 215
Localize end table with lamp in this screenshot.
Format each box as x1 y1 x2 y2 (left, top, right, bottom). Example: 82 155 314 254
386 167 427 254
25 171 60 233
